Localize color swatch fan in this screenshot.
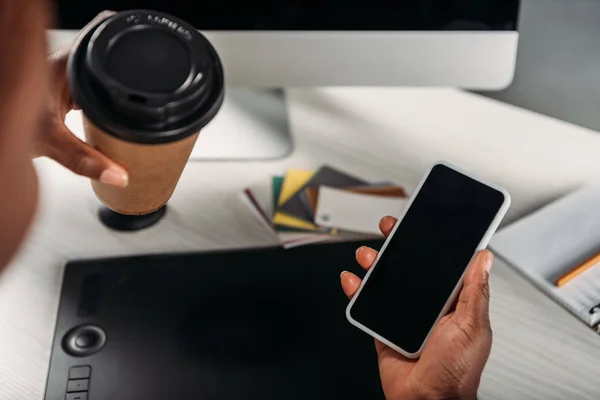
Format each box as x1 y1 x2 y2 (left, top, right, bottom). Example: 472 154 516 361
241 165 408 248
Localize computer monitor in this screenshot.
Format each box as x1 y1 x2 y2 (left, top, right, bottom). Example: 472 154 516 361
51 1 521 159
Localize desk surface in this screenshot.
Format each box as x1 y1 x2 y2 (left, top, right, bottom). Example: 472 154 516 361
1 88 600 400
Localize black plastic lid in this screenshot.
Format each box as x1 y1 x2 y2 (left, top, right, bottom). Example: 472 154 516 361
68 10 225 144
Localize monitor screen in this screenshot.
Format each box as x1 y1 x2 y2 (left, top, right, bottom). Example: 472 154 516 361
54 1 520 31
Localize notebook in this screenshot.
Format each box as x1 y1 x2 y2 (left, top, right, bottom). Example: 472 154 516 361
556 261 600 327
491 184 600 332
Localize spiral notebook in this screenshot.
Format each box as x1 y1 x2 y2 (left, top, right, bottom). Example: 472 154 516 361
555 261 600 328
491 185 600 333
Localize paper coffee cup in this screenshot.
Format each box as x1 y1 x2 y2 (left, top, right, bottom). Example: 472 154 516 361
67 10 224 215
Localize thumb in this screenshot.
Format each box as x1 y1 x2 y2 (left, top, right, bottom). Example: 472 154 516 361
42 124 128 187
453 250 493 329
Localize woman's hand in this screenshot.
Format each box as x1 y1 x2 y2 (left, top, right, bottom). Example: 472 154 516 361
341 216 493 400
34 11 128 187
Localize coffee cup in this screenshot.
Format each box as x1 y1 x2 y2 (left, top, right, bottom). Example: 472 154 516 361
68 10 224 230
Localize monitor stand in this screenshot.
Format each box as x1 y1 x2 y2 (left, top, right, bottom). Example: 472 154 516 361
66 88 294 162
189 88 294 161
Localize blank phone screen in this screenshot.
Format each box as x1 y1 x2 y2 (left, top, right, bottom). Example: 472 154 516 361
349 164 506 354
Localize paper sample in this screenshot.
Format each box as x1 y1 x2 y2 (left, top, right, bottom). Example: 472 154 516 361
315 186 407 235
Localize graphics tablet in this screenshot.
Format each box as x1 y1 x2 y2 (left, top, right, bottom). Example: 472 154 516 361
44 240 384 400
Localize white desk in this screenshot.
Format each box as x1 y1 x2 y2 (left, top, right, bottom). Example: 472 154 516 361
1 88 600 400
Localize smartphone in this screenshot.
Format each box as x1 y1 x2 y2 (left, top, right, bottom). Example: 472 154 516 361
346 161 511 358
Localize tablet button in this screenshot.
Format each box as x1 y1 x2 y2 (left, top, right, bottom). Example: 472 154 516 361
67 379 89 392
68 366 91 379
62 325 106 357
66 393 87 400
75 333 97 349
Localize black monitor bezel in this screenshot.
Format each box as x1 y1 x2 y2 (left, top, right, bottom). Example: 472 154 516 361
54 1 521 31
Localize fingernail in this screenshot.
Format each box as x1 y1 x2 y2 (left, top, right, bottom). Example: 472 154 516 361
483 251 493 273
340 271 348 279
99 168 128 187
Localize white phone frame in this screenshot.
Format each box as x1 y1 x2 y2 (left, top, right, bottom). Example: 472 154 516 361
346 160 511 359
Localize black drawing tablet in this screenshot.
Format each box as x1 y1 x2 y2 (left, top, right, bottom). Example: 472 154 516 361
44 240 385 400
